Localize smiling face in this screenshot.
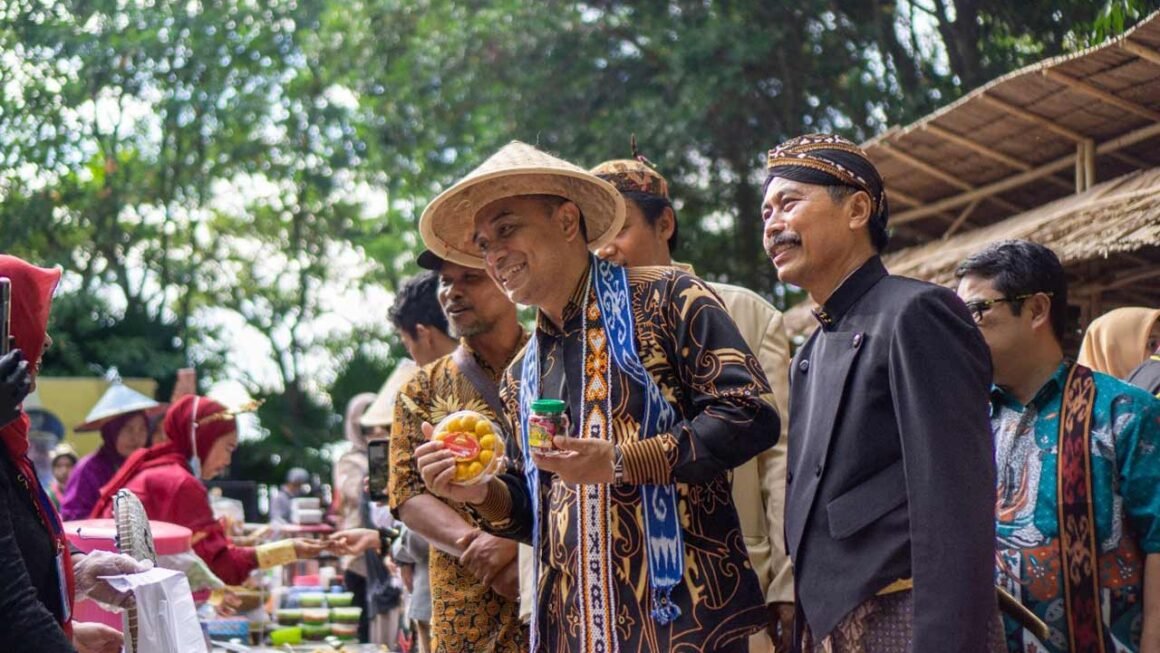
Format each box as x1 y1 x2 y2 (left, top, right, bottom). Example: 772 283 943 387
762 177 868 293
200 430 238 480
472 195 588 311
437 260 515 338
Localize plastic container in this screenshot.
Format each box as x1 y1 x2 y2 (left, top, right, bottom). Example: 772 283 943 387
301 623 331 641
330 606 362 624
275 609 302 625
298 592 327 608
431 410 505 485
268 626 302 646
331 622 358 639
301 608 330 624
528 399 569 455
326 591 354 607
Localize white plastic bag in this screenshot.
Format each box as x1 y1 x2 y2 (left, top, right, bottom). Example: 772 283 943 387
101 567 208 653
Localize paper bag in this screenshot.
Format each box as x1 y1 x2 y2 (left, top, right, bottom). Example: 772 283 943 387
102 567 208 653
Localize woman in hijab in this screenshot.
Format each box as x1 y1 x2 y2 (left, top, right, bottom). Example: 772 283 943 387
91 394 325 584
60 402 151 521
0 255 124 653
1077 306 1160 379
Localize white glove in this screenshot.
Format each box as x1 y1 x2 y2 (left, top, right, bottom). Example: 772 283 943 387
72 550 154 610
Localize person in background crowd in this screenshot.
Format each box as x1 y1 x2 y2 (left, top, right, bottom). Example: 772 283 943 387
91 395 326 585
591 153 795 652
415 142 777 653
956 240 1160 653
60 383 159 521
1127 341 1160 397
268 466 312 525
0 254 133 653
332 392 381 643
389 253 527 653
763 134 1001 652
1078 306 1160 381
47 443 77 510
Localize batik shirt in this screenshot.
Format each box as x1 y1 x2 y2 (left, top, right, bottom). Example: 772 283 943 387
992 361 1160 652
474 264 779 653
389 340 528 653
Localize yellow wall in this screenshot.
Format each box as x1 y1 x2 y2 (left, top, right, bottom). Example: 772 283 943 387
34 378 158 456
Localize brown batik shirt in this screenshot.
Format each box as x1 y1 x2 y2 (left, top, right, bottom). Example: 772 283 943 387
389 338 529 653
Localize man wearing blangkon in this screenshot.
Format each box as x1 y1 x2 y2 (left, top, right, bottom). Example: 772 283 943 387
764 134 1002 652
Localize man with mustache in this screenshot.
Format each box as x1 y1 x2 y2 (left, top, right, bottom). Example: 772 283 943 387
387 260 528 653
589 155 795 652
764 134 1001 651
412 141 779 653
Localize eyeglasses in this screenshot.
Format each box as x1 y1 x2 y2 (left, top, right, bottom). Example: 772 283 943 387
964 292 1052 324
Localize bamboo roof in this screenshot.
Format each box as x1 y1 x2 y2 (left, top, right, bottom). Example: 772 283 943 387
865 11 1160 246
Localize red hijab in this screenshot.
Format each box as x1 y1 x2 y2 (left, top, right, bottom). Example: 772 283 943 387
0 255 74 630
91 394 236 517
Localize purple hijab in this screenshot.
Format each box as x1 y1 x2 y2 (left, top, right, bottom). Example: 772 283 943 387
59 411 142 521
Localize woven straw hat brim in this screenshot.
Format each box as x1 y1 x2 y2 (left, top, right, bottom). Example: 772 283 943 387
75 383 166 432
75 401 167 432
419 143 625 269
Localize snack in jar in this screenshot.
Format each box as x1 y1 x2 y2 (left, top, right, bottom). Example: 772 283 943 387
528 398 569 456
431 410 505 485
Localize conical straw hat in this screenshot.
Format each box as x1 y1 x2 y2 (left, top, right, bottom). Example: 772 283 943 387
419 141 626 268
75 382 164 432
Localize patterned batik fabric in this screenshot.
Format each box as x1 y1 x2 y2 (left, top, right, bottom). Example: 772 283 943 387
802 591 1007 653
991 362 1160 653
389 341 528 653
589 159 670 198
486 264 775 653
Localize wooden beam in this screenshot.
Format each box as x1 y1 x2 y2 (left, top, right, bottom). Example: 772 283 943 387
1083 139 1096 191
922 123 1031 171
1100 265 1160 293
887 188 922 207
1108 151 1151 169
880 142 1023 213
1043 69 1160 122
892 120 1160 224
943 198 981 240
1121 39 1160 67
978 93 1089 142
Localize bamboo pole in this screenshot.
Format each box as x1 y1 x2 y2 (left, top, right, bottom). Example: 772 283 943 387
880 142 1022 213
921 123 1032 171
1083 139 1097 191
1121 39 1160 67
978 94 1088 142
942 198 981 239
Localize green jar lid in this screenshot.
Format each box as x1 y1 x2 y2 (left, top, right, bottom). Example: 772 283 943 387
530 398 566 414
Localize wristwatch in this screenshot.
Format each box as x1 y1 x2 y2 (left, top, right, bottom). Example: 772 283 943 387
611 444 625 485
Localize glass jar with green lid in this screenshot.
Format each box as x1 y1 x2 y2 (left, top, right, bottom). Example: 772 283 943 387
528 398 568 454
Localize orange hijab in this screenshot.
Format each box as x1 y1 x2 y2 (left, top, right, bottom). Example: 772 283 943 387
1077 307 1160 379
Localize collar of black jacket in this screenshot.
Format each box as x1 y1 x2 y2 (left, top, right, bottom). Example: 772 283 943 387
812 256 887 329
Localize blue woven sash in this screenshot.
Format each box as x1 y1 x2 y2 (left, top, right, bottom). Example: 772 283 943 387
519 258 684 652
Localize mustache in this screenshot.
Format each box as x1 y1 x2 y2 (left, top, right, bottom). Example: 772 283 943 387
770 233 802 247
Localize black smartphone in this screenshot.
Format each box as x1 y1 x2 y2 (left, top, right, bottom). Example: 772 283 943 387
0 277 11 355
367 438 390 502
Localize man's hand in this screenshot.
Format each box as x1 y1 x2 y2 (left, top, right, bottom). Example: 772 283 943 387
767 602 795 652
457 529 518 586
292 538 328 559
327 528 380 556
73 621 123 653
0 349 32 428
72 550 153 611
490 559 520 600
531 436 614 484
415 423 489 505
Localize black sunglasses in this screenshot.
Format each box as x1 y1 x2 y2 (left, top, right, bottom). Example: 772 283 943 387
964 292 1052 324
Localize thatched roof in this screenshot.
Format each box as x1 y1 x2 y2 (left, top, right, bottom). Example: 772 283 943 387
863 11 1160 246
784 167 1160 338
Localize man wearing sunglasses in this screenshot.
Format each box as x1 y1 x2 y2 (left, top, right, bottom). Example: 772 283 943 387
956 239 1160 653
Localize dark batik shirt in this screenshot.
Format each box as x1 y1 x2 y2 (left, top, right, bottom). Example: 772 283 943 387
475 264 779 653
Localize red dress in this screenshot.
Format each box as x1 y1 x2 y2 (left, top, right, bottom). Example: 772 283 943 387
94 451 257 585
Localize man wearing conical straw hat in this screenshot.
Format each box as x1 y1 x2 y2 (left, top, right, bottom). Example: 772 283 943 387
413 141 780 653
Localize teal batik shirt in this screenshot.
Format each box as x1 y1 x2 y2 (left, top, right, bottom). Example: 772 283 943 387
992 361 1160 653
